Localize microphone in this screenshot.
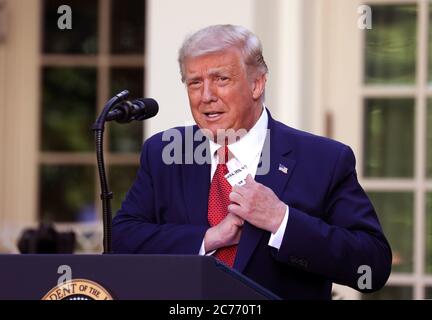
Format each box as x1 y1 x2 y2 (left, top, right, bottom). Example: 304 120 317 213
106 98 159 123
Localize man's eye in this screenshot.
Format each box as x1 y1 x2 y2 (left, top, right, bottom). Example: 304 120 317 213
188 81 201 88
218 77 229 83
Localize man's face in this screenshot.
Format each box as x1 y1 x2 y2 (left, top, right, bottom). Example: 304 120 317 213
183 48 265 141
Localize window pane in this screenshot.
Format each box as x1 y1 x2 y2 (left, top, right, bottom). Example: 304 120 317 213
426 193 432 273
362 286 412 300
110 0 145 54
41 67 97 152
368 192 413 273
427 100 432 177
365 5 417 84
109 165 139 215
109 68 144 153
110 68 144 101
39 165 96 222
43 0 98 54
364 99 414 177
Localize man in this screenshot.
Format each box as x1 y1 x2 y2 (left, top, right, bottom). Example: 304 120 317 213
112 24 392 299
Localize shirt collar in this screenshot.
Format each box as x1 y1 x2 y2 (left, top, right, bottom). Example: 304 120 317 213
209 105 268 165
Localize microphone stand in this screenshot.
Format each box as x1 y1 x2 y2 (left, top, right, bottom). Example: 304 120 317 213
92 90 129 254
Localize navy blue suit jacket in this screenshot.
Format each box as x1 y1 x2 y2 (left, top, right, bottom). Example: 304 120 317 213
112 111 392 299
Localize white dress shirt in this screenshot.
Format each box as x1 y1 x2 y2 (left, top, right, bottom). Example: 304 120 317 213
199 106 289 255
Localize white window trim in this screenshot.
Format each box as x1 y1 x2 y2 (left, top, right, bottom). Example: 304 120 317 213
324 0 432 299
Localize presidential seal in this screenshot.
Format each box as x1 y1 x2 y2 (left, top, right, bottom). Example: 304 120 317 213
42 279 113 300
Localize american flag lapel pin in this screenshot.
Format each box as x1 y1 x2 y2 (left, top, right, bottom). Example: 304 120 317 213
278 163 288 174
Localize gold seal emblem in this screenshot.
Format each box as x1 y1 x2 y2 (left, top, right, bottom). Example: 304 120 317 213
42 279 113 300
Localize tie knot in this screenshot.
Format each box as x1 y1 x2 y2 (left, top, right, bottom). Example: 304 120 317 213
216 146 230 164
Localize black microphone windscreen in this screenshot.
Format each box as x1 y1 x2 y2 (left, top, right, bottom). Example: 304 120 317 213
135 98 159 120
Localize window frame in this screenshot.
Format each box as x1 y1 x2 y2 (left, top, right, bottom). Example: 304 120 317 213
360 0 430 299
38 0 145 251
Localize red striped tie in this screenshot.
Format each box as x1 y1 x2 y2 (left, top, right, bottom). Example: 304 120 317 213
207 146 237 267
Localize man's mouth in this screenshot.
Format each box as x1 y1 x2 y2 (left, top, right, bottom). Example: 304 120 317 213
204 112 224 120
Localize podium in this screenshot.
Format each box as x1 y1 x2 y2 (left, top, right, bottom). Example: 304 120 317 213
0 254 279 300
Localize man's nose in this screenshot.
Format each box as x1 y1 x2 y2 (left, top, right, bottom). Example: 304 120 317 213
202 81 217 103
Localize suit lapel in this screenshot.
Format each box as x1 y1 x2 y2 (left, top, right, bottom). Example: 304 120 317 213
182 126 211 226
234 112 296 272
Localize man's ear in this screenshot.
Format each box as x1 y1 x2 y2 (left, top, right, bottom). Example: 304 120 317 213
251 73 267 100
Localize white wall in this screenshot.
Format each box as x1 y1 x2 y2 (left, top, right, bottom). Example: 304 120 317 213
254 0 305 130
0 0 40 252
0 0 39 226
145 0 308 136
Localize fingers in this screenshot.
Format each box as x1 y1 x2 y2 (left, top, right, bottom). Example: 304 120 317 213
226 211 242 223
232 216 244 227
232 184 244 196
232 174 257 197
229 190 244 205
228 203 247 220
208 213 243 250
245 174 254 184
232 184 250 199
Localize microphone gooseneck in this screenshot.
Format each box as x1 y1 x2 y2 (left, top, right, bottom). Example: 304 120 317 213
92 91 159 253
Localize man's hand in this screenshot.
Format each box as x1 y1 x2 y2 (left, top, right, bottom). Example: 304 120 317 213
204 213 244 253
228 175 286 233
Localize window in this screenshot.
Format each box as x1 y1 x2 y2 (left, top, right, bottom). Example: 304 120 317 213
360 1 432 299
39 0 145 251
